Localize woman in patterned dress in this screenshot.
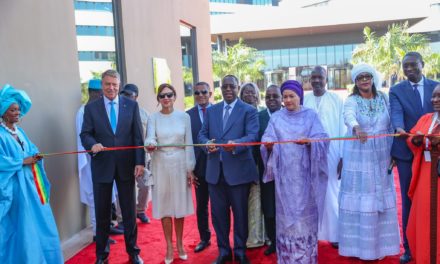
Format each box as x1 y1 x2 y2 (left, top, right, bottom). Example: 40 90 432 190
338 64 400 260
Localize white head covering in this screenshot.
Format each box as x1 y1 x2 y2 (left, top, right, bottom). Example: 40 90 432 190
351 63 382 89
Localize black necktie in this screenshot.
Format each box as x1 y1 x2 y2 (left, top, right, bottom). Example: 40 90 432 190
413 84 423 111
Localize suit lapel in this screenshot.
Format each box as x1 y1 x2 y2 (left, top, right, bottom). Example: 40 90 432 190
222 100 242 136
404 80 423 113
98 98 113 133
423 77 432 112
116 97 128 135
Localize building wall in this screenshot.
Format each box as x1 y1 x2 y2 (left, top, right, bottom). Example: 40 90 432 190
0 0 84 241
0 0 212 251
121 0 213 112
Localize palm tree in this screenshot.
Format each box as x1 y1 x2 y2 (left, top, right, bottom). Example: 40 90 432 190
212 38 266 84
351 22 439 85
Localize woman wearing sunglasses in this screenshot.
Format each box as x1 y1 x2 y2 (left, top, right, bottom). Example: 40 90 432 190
338 64 400 260
145 83 196 264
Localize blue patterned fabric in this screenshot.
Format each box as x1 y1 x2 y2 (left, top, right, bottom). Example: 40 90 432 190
0 126 63 263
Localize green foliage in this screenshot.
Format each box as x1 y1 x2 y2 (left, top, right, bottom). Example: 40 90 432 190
213 88 223 102
81 70 104 104
212 38 266 83
352 22 440 82
184 95 194 110
183 66 193 85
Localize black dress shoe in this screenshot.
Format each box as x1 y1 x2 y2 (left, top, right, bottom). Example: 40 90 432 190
194 240 211 253
136 213 151 223
110 224 124 235
235 255 250 264
95 257 109 264
264 244 276 255
399 252 412 264
93 236 116 244
330 242 339 249
129 254 144 264
212 254 232 264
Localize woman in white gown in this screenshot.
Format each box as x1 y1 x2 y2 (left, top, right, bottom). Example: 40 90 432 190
145 83 196 264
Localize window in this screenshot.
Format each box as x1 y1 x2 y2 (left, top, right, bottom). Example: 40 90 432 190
298 48 307 66
180 23 199 96
326 46 335 65
281 49 289 67
307 47 317 66
76 26 114 36
335 45 344 65
289 48 298 67
74 1 113 12
272 49 281 69
78 51 116 61
317 47 326 65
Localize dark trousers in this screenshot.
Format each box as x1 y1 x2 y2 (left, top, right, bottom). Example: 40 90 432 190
195 174 211 242
261 181 276 246
93 173 140 259
209 169 250 258
395 159 412 254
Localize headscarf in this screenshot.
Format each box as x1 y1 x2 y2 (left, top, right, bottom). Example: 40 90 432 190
351 63 382 89
0 84 32 117
88 79 102 90
280 80 304 105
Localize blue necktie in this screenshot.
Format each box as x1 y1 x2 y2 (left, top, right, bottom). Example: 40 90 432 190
413 84 423 112
110 101 117 133
223 105 231 131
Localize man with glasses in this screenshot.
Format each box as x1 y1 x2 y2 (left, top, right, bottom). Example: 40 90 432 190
303 66 345 249
187 82 213 253
116 84 152 225
199 75 259 264
256 84 281 256
389 52 439 264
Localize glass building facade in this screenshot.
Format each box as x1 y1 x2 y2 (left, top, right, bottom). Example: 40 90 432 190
258 43 358 89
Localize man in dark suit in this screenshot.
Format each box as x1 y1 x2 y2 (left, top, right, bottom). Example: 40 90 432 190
81 69 145 264
186 81 212 253
199 75 259 264
257 84 281 256
389 52 439 264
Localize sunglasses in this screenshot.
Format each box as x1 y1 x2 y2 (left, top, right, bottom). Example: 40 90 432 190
194 90 208 96
158 92 174 99
356 74 373 82
265 94 280 100
221 84 237 90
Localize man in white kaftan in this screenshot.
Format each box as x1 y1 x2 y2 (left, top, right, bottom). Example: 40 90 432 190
303 66 346 246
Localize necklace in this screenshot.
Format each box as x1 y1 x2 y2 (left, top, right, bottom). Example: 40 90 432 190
0 122 18 135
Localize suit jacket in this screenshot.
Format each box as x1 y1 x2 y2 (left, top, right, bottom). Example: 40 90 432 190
187 105 208 179
390 77 439 161
80 96 145 183
257 109 271 179
198 99 259 185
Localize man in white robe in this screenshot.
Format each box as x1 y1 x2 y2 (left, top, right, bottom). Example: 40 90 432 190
303 66 346 247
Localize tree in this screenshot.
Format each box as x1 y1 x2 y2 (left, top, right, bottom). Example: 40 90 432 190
212 38 266 83
351 22 440 84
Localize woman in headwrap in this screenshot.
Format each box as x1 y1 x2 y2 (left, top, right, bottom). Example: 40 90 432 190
338 64 400 260
239 82 265 248
0 84 63 264
261 80 329 263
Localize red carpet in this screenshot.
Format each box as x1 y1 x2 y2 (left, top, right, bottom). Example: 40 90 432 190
67 171 412 263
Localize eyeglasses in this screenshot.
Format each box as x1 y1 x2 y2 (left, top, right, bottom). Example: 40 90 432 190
158 92 174 99
265 94 280 99
194 90 208 96
356 74 373 82
221 84 237 90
